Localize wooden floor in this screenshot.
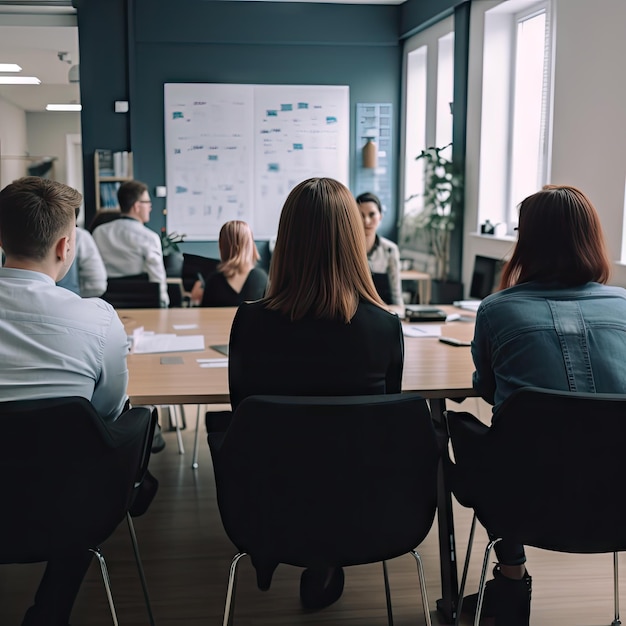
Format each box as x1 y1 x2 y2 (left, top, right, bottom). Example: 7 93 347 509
1 400 623 626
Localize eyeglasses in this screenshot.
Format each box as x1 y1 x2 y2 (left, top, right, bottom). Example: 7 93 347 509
138 200 152 204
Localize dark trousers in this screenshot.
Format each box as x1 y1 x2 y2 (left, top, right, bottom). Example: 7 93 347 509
22 549 94 626
491 535 527 566
446 409 527 567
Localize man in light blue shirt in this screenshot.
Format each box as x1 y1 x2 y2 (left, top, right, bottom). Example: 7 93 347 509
0 177 129 421
0 176 131 625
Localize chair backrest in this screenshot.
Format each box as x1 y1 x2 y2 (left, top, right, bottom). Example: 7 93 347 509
182 253 220 292
371 271 393 304
453 387 626 553
0 397 153 563
209 393 440 572
102 275 161 308
88 209 123 233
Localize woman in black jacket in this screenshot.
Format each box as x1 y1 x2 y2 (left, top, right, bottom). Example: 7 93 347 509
227 177 404 611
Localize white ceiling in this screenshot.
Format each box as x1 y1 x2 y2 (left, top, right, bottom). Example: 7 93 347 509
0 3 79 112
0 0 406 113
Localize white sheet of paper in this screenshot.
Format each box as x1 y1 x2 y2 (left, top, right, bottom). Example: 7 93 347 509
403 325 443 338
173 323 199 330
198 358 229 368
133 333 205 354
453 300 481 311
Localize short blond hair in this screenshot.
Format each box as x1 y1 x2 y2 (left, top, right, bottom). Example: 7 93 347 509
265 177 384 322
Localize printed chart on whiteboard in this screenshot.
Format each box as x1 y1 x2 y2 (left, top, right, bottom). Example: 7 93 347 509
164 83 349 240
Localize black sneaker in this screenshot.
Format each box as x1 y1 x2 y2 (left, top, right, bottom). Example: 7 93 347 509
460 566 531 626
300 567 345 611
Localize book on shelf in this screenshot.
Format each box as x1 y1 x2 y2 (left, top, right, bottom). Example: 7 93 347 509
99 182 121 209
96 149 114 177
113 151 131 177
97 149 131 178
114 150 131 177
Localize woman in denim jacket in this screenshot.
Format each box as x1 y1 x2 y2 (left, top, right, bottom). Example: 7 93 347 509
464 185 626 626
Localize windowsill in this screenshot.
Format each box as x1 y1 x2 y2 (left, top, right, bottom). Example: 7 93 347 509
469 231 517 243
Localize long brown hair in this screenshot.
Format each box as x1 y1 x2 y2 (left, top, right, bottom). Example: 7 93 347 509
265 177 385 322
217 220 260 278
500 185 611 289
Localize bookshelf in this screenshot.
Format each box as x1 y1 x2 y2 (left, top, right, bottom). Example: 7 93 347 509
94 149 134 212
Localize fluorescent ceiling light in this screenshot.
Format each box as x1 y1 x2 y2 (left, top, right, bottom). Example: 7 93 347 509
46 103 82 112
0 76 40 85
0 63 22 72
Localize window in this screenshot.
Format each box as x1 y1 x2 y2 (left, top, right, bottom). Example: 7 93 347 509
477 0 553 234
401 16 454 244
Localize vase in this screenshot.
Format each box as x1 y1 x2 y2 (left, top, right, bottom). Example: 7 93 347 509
163 251 184 277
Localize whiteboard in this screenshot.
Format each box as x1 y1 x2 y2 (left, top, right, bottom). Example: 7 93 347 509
164 83 350 240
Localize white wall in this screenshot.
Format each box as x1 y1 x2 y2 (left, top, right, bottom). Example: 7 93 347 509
463 0 626 292
0 96 27 189
26 111 81 185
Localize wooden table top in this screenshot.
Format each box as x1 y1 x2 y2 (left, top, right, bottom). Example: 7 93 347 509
119 306 477 405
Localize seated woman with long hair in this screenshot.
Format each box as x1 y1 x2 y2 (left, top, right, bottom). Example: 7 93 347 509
198 220 267 307
226 177 404 610
458 185 626 626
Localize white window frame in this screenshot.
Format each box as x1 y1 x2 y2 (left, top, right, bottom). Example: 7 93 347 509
476 0 554 235
400 16 455 236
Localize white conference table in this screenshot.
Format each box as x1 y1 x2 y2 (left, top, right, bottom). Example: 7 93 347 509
119 305 477 623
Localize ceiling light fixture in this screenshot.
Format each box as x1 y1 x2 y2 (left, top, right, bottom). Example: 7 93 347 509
46 103 82 112
0 76 40 85
0 63 22 72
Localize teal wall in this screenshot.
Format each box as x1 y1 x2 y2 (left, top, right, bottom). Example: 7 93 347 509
74 0 469 273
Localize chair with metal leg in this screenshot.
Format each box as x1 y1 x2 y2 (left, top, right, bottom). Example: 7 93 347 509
447 387 626 626
0 396 158 626
209 393 440 625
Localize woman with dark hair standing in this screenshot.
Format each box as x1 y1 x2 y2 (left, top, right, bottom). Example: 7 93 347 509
227 177 404 610
461 185 626 626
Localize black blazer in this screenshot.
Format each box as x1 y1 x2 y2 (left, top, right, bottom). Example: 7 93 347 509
228 299 404 410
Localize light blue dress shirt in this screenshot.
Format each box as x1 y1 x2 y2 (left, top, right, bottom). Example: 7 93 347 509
472 281 626 413
0 267 129 422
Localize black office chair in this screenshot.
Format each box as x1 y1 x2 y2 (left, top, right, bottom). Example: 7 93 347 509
446 387 626 626
0 396 158 626
88 209 123 234
181 253 220 292
102 273 161 308
208 393 440 626
371 271 393 305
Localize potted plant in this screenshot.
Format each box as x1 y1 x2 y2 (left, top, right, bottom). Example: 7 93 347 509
160 229 186 277
400 143 464 303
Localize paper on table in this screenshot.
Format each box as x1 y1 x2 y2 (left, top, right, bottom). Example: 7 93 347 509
173 323 199 330
197 358 229 368
133 332 205 354
403 324 443 338
453 300 481 312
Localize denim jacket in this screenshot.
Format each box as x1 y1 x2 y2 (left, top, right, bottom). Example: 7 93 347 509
472 281 626 413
